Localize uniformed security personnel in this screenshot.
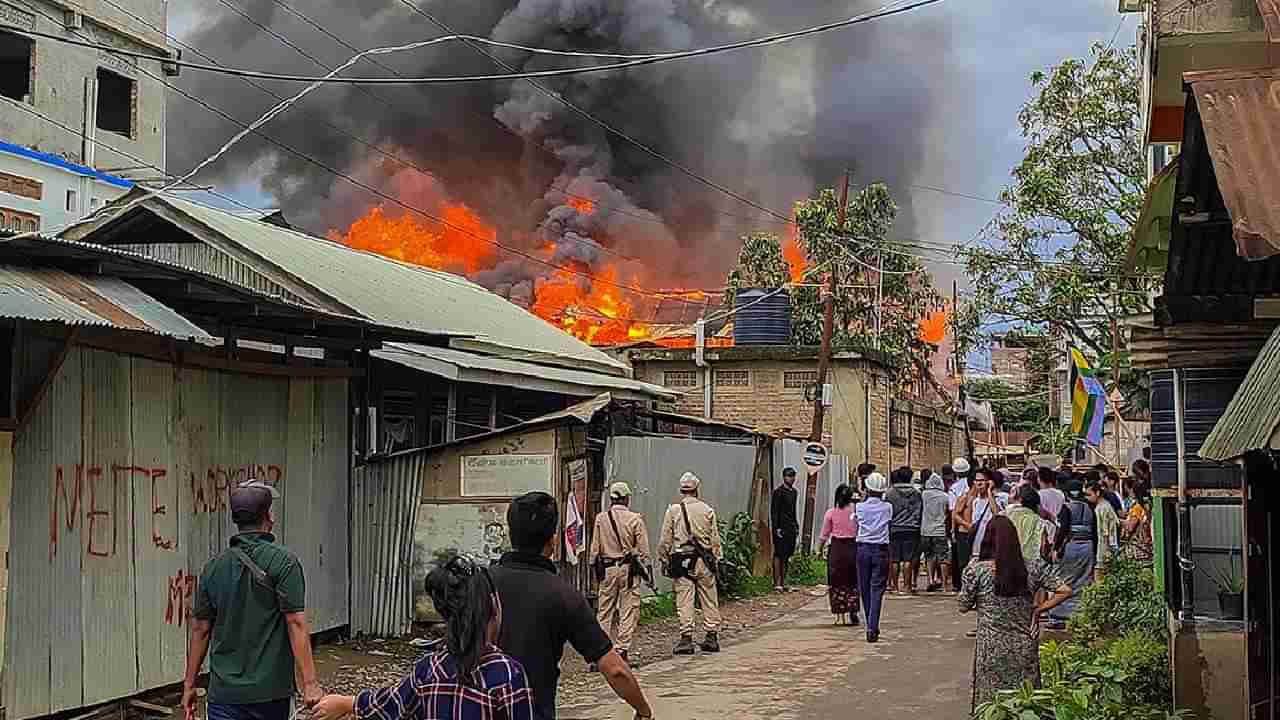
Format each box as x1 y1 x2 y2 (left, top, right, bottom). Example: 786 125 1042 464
657 471 724 656
589 481 651 665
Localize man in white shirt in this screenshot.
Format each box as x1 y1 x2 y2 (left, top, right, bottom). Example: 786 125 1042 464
855 472 893 644
945 459 971 592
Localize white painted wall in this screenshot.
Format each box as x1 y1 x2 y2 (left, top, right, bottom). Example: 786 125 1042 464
0 148 129 232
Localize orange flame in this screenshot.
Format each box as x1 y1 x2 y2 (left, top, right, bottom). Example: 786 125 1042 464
566 197 596 215
337 203 673 346
919 309 948 345
783 226 806 283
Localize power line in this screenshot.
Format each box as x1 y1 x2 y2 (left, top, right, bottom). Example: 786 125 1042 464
14 0 945 85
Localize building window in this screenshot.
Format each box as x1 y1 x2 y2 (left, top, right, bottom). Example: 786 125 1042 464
0 31 33 103
1 208 39 232
714 369 750 388
96 68 136 138
0 171 41 200
783 370 817 390
890 409 909 447
663 370 698 388
65 189 78 212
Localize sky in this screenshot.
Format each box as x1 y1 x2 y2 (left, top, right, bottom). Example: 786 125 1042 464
164 0 1130 303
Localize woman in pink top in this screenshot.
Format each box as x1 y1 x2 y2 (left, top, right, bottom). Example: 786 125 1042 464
819 484 860 626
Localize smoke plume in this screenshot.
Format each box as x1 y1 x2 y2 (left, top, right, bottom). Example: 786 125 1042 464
169 0 953 295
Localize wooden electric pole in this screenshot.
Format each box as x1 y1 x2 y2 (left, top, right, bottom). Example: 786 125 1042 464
955 280 975 461
811 171 850 443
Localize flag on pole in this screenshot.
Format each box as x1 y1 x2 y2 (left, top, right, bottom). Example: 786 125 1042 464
563 492 585 565
1069 347 1107 447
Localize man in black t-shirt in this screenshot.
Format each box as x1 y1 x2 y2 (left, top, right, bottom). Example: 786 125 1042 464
492 492 653 720
771 467 801 592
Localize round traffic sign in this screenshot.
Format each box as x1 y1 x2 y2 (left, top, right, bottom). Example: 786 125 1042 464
802 442 829 470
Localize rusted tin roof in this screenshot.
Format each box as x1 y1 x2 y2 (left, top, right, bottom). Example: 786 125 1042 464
0 265 212 339
1185 67 1280 259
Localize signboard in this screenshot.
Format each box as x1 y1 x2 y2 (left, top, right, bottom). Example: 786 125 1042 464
461 454 553 497
802 442 829 471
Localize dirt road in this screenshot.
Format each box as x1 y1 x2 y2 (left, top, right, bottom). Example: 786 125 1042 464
558 592 976 720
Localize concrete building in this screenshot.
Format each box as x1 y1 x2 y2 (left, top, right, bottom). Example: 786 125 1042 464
623 346 967 473
0 0 173 231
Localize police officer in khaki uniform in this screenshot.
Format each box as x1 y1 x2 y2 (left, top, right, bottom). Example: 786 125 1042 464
589 481 651 664
657 471 724 656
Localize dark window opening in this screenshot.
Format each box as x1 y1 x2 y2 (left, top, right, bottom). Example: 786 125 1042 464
95 68 135 137
0 31 33 102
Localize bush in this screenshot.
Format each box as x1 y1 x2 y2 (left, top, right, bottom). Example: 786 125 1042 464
716 512 758 598
787 553 827 586
1069 558 1167 643
640 593 676 624
977 636 1182 720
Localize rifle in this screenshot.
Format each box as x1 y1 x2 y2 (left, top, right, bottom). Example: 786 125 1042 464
607 508 657 592
679 502 718 577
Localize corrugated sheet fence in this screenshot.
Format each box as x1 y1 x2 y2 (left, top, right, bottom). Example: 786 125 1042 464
5 345 350 719
604 436 757 592
351 453 425 637
773 439 851 554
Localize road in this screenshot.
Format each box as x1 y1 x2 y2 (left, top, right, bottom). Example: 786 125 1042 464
559 592 976 720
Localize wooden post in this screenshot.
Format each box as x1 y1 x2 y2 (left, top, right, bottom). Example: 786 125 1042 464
810 171 849 443
955 280 975 460
1112 287 1122 465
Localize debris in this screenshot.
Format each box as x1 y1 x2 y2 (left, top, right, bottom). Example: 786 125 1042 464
408 638 432 647
368 650 393 657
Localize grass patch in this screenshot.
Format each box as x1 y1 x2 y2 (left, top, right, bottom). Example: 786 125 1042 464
639 593 676 624
787 553 827 587
739 575 774 598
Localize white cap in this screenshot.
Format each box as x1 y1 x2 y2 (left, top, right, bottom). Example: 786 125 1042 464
863 472 889 493
609 481 632 499
679 472 701 491
952 458 971 474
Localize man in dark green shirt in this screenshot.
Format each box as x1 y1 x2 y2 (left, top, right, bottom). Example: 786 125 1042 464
183 480 323 720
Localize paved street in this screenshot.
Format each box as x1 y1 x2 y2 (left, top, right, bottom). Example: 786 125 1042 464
560 592 976 720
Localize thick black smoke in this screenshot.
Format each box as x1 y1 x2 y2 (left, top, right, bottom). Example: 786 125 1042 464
169 0 952 293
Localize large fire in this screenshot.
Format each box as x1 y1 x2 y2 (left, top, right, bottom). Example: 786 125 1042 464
783 228 807 283
336 201 669 346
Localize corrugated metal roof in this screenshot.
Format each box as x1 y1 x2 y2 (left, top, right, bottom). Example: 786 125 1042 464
374 343 676 401
0 266 212 340
1186 67 1280 259
97 193 630 375
1199 323 1280 460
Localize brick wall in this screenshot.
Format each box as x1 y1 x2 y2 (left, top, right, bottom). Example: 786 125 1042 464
632 356 964 474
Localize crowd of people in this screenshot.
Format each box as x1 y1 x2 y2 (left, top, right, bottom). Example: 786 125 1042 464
809 455 1156 710
183 458 1154 720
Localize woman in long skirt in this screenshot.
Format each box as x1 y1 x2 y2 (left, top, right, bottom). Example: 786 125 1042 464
1047 489 1097 628
819 484 860 625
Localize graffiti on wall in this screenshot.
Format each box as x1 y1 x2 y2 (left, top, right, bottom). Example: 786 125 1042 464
49 462 284 562
164 569 198 626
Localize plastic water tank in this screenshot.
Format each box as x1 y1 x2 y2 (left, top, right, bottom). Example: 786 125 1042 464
733 288 792 346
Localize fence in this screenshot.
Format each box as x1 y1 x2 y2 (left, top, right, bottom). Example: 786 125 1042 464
351 452 426 637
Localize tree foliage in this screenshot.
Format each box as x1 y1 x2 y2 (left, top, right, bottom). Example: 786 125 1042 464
724 183 942 381
966 377 1047 432
958 43 1154 405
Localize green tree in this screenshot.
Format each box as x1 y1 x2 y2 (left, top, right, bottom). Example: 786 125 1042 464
723 183 942 380
965 377 1048 432
958 43 1154 406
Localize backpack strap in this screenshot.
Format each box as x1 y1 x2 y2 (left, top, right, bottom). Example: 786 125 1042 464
607 507 627 552
230 547 289 605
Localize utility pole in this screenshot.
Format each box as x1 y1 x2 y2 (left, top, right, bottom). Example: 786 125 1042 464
811 171 849 443
1112 283 1122 464
955 280 975 460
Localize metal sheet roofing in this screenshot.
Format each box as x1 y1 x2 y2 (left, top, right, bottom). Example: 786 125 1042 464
1186 67 1280 259
0 266 212 340
1199 323 1280 461
373 343 676 401
99 193 630 375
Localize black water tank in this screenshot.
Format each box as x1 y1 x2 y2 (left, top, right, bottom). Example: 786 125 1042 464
1149 368 1247 490
733 288 792 345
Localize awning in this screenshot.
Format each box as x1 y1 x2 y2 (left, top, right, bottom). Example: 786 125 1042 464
373 343 678 402
1199 323 1280 461
1126 158 1178 272
1186 67 1280 259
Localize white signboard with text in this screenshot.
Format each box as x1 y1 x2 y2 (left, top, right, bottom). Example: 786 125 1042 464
461 454 554 497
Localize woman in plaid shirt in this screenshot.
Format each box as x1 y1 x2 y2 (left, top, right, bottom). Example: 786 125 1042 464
314 557 535 720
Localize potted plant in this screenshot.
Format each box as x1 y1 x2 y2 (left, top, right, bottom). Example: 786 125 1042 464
1202 550 1245 620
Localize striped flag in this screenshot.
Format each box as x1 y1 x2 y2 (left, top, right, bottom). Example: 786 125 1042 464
1070 348 1107 447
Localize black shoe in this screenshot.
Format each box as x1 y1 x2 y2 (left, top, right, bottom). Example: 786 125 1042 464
700 632 721 653
848 614 861 627
673 635 696 655
926 583 943 593
866 630 880 643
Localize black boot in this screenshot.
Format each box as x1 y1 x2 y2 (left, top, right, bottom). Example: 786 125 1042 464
701 632 720 653
673 634 696 655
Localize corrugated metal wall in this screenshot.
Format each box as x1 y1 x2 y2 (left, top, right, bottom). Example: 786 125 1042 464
604 436 757 592
351 454 425 637
773 439 851 554
4 346 350 719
